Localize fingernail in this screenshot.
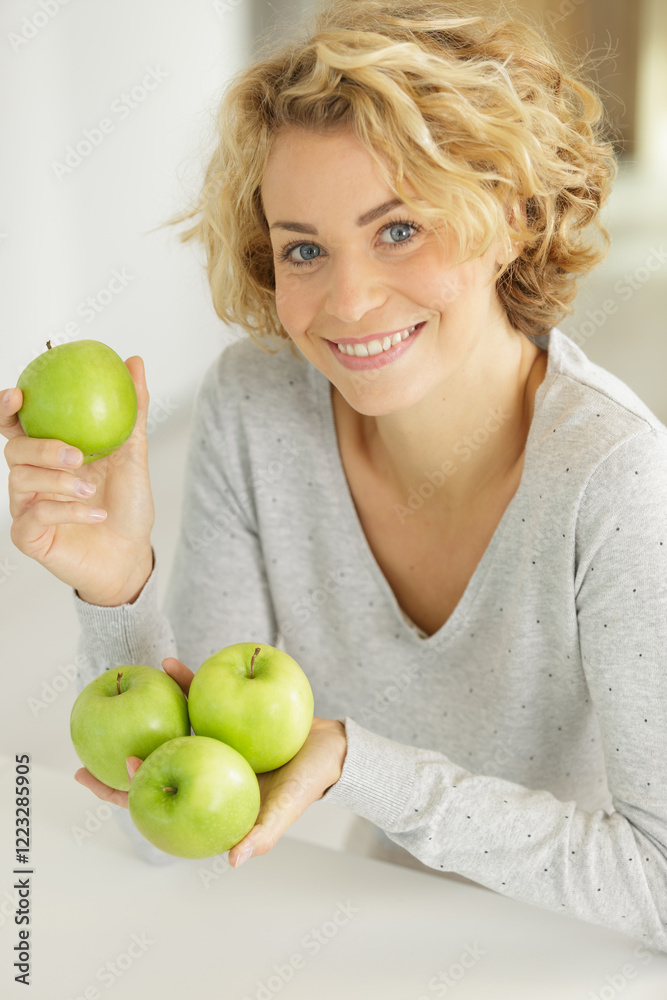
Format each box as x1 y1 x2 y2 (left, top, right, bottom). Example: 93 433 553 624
75 479 96 497
3 389 14 407
60 446 82 467
126 759 133 779
234 846 253 868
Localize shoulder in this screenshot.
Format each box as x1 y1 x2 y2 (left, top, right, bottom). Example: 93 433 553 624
184 336 320 512
199 334 309 400
194 335 315 432
525 329 667 536
535 328 667 474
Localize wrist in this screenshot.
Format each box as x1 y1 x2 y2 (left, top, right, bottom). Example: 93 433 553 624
76 548 154 607
322 719 347 795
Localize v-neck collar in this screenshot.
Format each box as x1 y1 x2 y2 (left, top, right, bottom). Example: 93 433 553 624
309 328 558 644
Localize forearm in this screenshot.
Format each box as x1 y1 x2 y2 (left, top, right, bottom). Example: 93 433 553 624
323 718 667 954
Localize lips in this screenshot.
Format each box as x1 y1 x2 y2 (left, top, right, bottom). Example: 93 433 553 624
334 325 417 357
332 324 419 347
326 321 426 371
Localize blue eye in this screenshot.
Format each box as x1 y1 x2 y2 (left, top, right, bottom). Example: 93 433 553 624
288 244 321 263
380 223 415 244
278 218 422 269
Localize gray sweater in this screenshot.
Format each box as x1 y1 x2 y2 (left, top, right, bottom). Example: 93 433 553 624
73 327 667 952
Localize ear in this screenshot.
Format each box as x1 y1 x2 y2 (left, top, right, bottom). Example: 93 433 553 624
509 196 527 250
496 197 526 269
493 235 520 273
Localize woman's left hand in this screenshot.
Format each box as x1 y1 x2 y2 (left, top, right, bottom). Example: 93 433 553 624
74 656 348 865
227 713 347 868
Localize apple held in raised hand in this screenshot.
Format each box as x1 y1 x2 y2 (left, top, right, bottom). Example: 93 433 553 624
17 339 138 463
128 735 261 858
188 642 314 772
70 665 190 791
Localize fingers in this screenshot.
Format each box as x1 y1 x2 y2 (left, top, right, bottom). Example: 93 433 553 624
161 657 195 696
126 756 143 780
7 462 97 517
228 777 306 868
73 757 143 810
228 839 255 868
5 439 107 546
74 768 129 809
5 434 83 473
0 386 25 441
10 499 107 555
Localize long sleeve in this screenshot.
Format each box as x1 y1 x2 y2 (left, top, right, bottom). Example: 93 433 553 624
159 349 279 668
72 546 176 692
72 348 279 692
323 427 667 953
69 328 667 948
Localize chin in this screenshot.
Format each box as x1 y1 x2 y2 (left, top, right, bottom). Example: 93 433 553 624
336 378 432 419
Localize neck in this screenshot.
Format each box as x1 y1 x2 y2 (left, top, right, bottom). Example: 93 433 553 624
337 324 547 519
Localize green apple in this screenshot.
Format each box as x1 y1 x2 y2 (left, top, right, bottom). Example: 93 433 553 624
17 339 138 463
70 665 190 791
128 735 261 858
188 642 314 773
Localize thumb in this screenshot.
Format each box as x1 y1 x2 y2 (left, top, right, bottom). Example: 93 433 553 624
229 782 305 867
126 756 144 782
162 657 194 697
123 355 150 450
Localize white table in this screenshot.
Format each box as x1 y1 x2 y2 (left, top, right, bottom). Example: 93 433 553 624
1 754 667 1000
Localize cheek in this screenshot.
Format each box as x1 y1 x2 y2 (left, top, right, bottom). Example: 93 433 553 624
421 251 492 315
274 277 287 315
411 268 465 314
428 274 465 312
402 240 467 313
273 276 317 343
274 277 299 329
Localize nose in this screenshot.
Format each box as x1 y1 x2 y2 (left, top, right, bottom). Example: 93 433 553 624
323 252 388 324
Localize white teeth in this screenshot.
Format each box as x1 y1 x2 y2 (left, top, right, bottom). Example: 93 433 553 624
337 325 417 357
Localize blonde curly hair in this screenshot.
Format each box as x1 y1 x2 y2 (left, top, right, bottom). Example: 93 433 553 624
166 0 618 355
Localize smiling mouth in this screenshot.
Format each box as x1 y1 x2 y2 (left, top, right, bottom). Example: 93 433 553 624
333 325 419 357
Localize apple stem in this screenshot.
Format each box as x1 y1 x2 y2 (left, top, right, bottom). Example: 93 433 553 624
249 646 261 679
116 672 123 695
162 787 177 795
46 341 52 350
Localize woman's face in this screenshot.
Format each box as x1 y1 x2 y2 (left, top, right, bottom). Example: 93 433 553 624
260 127 513 416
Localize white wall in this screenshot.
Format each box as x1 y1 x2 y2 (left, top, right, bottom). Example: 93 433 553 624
0 0 255 532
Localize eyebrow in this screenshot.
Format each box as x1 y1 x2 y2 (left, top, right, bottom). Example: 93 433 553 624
268 198 405 235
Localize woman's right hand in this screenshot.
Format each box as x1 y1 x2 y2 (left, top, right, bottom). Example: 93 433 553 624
2 355 155 607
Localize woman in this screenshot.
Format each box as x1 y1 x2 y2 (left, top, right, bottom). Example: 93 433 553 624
4 0 667 951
